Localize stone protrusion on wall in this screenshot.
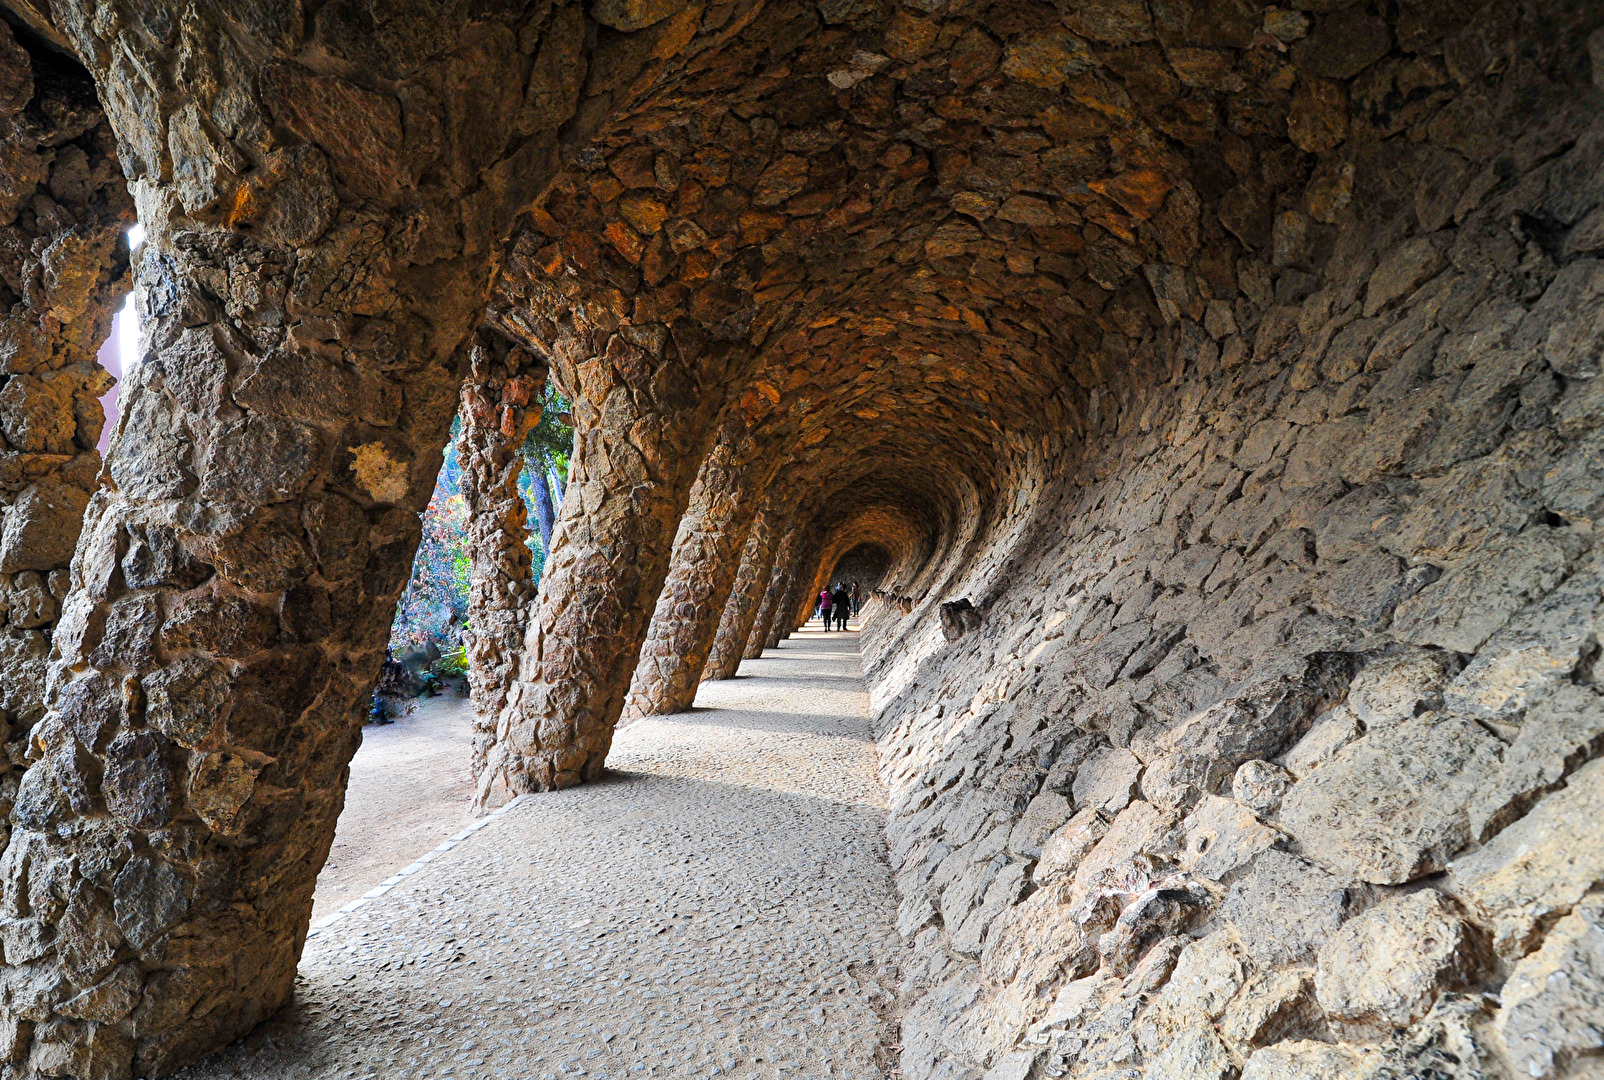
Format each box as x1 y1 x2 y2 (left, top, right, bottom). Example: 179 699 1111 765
0 20 130 775
457 328 548 785
938 598 982 642
702 501 779 682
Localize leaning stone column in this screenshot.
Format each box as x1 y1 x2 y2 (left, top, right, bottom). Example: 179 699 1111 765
770 539 819 645
0 7 566 1075
620 421 772 719
701 503 780 681
749 524 805 655
797 562 829 630
0 22 131 777
457 330 547 782
475 324 736 800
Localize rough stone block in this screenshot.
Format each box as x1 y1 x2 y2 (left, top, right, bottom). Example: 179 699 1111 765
1219 968 1320 1053
1444 549 1604 720
980 1049 1036 1080
0 626 46 726
1292 6 1391 80
1524 258 1604 380
1466 684 1604 841
1363 237 1446 317
977 880 1097 1000
1313 889 1483 1033
0 482 89 573
1280 705 1360 777
1138 653 1355 809
952 861 1027 956
1034 808 1108 886
1392 528 1577 655
101 731 173 832
1239 1039 1382 1080
1346 649 1455 727
1279 712 1504 884
1180 793 1280 881
1071 746 1142 813
1231 759 1293 815
1137 931 1245 1053
57 964 140 1024
1495 894 1604 1079
1006 791 1071 858
57 883 123 989
1447 757 1604 959
2 570 55 628
1219 850 1359 968
1142 1027 1234 1080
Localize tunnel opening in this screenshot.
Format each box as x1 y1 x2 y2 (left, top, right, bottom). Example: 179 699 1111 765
831 542 892 594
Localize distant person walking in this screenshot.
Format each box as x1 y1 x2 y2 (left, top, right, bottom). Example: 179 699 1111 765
832 584 852 631
850 581 861 615
818 586 833 626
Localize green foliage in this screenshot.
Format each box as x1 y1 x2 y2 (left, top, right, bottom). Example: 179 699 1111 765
519 381 574 571
387 388 574 679
520 382 573 489
431 647 469 678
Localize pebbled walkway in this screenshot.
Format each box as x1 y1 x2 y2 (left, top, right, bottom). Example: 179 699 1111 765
176 626 902 1080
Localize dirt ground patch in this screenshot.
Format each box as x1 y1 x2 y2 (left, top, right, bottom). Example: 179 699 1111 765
310 692 478 921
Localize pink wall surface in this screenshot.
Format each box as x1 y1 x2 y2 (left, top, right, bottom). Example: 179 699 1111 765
94 301 127 454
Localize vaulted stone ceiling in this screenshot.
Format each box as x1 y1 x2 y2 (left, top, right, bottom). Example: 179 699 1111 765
480 0 1517 705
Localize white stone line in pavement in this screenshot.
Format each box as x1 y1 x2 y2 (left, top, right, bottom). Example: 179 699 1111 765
306 794 530 938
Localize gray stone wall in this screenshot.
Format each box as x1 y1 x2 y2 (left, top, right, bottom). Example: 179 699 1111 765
861 39 1604 1080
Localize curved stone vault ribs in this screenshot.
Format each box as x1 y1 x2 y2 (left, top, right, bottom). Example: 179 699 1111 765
0 0 1597 1077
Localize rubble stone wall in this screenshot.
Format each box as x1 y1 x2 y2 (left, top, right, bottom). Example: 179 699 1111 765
859 15 1604 1080
828 542 892 593
0 20 130 784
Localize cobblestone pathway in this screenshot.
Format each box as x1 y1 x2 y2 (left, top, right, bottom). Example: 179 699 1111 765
177 627 901 1080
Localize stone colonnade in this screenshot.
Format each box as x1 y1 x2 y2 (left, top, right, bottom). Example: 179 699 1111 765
0 0 1597 1078
701 501 781 682
620 414 775 719
1 0 560 1067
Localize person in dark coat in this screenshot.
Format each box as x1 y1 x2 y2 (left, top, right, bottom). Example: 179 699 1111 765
832 584 852 630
